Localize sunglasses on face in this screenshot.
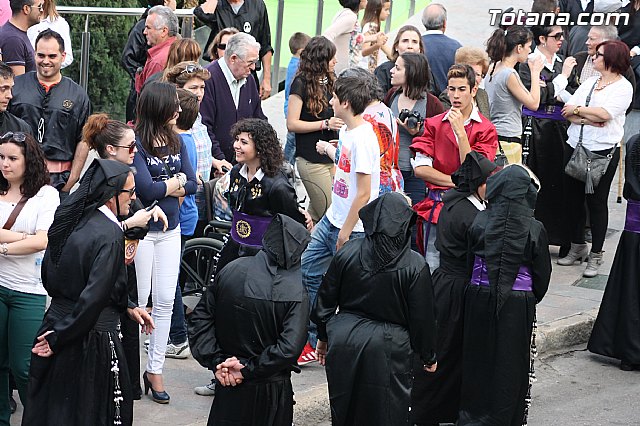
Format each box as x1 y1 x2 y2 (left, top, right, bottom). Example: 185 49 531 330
180 63 204 74
112 141 136 154
217 43 226 51
547 32 564 41
119 186 136 196
0 132 27 144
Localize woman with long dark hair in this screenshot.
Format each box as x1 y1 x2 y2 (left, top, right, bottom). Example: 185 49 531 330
0 132 58 423
518 25 579 256
386 52 444 209
559 40 633 277
484 26 545 163
287 36 342 223
133 81 197 404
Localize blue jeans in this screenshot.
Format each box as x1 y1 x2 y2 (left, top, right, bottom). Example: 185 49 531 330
401 170 425 251
284 132 296 165
423 222 440 271
301 216 364 348
169 235 189 345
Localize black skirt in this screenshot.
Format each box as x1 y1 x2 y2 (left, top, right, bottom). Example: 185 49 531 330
588 229 640 364
458 285 536 426
411 265 466 425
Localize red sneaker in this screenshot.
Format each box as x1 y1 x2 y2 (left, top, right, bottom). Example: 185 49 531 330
297 342 318 366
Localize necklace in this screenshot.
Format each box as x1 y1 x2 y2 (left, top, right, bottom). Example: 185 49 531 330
594 75 620 91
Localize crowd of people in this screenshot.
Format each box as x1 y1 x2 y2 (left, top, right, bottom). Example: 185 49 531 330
0 0 638 425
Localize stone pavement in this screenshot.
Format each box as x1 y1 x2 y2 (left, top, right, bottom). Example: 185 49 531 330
9 0 635 424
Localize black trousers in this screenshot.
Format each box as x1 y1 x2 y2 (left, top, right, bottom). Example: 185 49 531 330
562 143 620 253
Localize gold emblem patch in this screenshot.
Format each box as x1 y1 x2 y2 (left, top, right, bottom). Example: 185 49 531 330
62 100 74 110
236 219 251 238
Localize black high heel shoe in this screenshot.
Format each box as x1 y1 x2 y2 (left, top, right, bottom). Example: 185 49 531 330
143 371 170 404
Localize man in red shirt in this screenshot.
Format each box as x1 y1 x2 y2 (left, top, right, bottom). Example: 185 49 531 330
135 5 178 93
410 64 498 269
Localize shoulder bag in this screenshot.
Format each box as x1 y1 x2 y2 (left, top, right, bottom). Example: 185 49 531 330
2 196 28 230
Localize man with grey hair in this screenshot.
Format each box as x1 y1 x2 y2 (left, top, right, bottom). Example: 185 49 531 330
421 3 462 94
135 5 178 93
200 32 266 167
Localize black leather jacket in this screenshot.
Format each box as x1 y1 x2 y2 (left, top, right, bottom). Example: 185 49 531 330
121 18 148 81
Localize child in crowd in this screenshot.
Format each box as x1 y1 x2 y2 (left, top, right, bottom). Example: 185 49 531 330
298 72 381 364
283 32 311 165
359 0 392 72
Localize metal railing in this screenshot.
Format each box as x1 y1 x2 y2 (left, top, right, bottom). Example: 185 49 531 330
58 0 418 95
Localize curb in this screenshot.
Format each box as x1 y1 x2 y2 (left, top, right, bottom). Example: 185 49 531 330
536 307 599 356
294 384 330 425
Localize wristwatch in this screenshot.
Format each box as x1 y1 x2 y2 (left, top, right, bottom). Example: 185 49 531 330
573 106 581 116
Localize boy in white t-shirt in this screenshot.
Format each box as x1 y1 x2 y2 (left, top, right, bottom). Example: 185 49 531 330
297 73 381 365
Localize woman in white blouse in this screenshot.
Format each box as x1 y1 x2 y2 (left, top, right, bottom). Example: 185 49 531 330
27 0 73 68
0 132 59 422
559 40 634 277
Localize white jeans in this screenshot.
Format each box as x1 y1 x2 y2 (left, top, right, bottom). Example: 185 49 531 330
135 227 181 374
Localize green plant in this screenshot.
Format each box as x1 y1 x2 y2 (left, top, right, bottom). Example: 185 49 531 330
59 0 140 120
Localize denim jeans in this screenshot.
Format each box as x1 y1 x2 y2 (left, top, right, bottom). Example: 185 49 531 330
169 235 189 345
0 286 45 424
423 222 440 271
301 216 364 348
284 131 296 165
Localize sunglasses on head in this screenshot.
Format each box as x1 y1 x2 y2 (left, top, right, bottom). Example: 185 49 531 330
112 141 136 154
0 132 27 143
547 32 564 41
180 63 204 74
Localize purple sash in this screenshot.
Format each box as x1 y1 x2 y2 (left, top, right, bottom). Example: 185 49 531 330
230 210 272 248
625 200 640 234
522 105 565 121
470 256 533 291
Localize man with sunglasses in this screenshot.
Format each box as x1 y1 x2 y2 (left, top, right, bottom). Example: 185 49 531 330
0 0 43 76
9 29 90 197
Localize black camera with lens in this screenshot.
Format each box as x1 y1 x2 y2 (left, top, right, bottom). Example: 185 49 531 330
398 109 423 130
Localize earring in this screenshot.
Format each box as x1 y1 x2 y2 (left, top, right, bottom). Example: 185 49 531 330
542 43 546 47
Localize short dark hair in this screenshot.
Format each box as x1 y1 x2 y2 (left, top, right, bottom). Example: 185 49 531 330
0 132 50 198
447 64 477 89
531 0 558 14
176 89 199 131
596 40 631 75
230 119 283 177
339 0 361 13
340 67 382 102
288 32 311 55
35 29 65 52
400 53 431 100
10 0 33 15
334 73 371 115
0 62 15 80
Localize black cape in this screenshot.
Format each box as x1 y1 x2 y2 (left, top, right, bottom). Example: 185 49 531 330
588 134 640 364
189 214 310 426
312 193 437 426
22 211 132 426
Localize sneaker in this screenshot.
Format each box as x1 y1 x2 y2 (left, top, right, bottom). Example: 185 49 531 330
165 341 191 359
297 342 318 366
194 379 216 396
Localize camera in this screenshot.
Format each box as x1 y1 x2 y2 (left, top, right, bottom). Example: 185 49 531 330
398 109 423 130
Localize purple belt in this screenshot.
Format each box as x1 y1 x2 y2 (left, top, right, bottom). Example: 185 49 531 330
625 200 640 234
470 256 533 291
522 105 565 121
230 210 272 248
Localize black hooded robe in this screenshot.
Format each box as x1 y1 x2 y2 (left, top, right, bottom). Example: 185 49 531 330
188 214 310 426
588 134 640 365
22 211 133 426
312 193 437 426
458 166 551 426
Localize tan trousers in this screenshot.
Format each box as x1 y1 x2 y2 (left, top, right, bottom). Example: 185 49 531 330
296 157 334 223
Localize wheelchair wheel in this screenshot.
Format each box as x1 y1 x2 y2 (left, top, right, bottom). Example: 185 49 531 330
180 237 224 297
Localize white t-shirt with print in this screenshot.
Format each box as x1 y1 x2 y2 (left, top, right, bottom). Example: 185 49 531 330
0 185 59 295
326 122 380 232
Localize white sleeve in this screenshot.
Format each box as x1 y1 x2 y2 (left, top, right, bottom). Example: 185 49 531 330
35 186 60 232
599 80 634 118
353 127 380 175
551 74 568 97
632 46 640 56
411 152 433 169
323 10 356 42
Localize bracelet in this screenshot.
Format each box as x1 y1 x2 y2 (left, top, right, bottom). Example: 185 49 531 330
323 119 330 131
1 243 8 256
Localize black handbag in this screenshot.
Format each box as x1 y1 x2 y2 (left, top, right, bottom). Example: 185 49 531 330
564 81 616 194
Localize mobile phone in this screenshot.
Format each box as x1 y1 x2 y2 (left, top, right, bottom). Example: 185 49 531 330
145 200 159 211
221 166 230 173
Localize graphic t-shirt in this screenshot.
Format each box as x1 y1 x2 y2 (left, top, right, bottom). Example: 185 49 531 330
325 122 380 232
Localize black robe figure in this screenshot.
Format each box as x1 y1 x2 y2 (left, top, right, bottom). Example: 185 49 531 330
312 192 438 426
411 152 496 425
458 165 551 426
588 134 640 370
189 214 311 426
22 159 135 426
215 163 306 274
519 51 579 250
